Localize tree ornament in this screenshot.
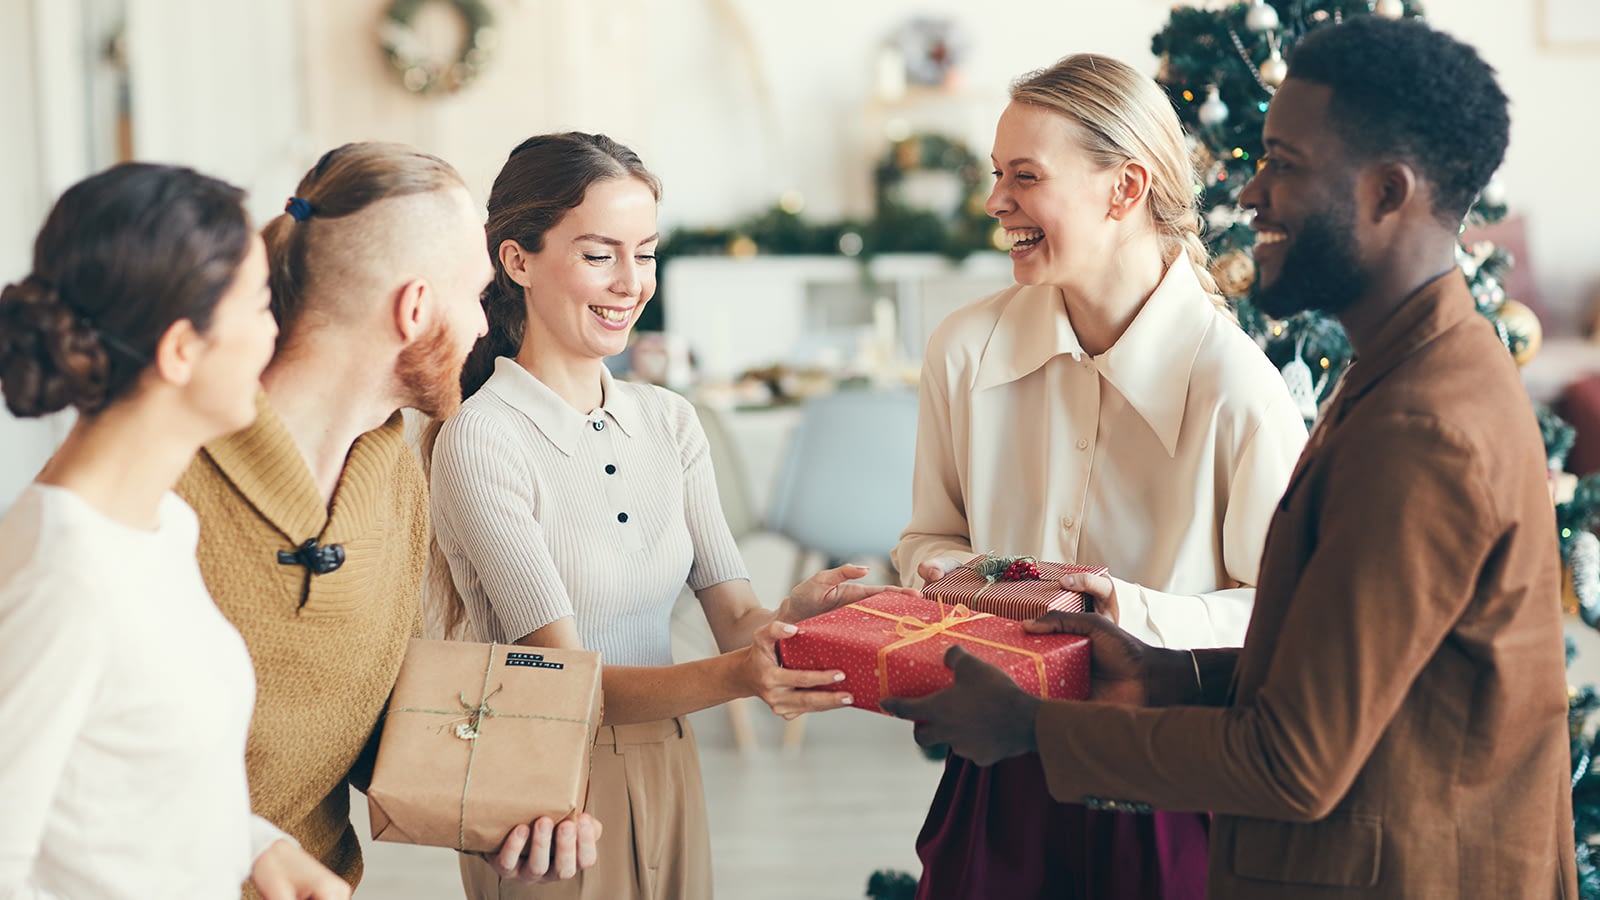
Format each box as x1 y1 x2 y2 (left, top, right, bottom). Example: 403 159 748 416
1206 205 1239 231
1372 0 1406 18
1280 333 1328 424
1481 171 1507 207
1197 85 1229 127
1570 530 1600 626
1495 299 1544 367
1245 0 1281 33
1209 248 1256 298
1258 48 1289 88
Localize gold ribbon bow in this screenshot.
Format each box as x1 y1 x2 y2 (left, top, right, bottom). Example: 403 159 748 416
846 601 1052 700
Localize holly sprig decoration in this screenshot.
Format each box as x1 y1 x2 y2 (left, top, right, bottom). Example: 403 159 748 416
969 554 1042 583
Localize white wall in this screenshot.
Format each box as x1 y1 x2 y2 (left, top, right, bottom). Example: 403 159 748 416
0 0 92 508
1427 0 1600 333
294 0 652 211
10 0 1597 316
3 0 1600 505
637 0 1600 333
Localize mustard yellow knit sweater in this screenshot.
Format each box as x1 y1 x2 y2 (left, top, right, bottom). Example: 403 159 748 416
177 394 426 891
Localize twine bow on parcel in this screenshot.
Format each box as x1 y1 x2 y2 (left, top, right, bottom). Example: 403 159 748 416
388 641 592 851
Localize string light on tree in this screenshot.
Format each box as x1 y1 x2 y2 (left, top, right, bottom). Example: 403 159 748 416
1373 0 1406 18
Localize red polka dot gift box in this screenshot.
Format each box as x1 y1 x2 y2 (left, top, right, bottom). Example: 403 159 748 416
776 592 1091 715
924 554 1108 620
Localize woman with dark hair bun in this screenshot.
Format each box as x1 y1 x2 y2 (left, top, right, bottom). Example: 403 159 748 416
0 163 349 899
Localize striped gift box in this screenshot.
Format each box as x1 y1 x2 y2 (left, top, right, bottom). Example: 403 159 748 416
924 555 1107 620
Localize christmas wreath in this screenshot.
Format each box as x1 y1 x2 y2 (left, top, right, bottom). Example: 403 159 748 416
872 133 995 256
379 0 497 95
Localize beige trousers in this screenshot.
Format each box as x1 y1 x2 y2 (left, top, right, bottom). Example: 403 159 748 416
458 716 712 900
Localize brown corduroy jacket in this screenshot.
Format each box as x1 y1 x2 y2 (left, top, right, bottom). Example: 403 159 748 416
1035 271 1577 898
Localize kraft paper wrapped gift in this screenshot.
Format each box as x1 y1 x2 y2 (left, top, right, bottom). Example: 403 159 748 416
368 638 602 853
925 554 1108 620
776 592 1091 714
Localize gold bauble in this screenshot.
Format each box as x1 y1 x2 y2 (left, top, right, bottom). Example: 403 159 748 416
728 235 758 258
895 140 922 170
1259 51 1288 88
1210 249 1257 298
1496 298 1543 366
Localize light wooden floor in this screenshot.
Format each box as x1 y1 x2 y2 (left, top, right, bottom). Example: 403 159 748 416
349 536 944 899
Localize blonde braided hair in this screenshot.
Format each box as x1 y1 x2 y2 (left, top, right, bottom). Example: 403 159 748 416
1011 54 1229 313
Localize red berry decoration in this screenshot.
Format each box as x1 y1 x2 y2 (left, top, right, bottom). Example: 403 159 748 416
1001 559 1041 581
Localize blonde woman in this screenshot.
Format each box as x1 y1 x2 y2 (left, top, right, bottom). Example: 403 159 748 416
892 55 1307 899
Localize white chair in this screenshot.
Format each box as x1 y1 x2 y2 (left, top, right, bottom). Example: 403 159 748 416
767 388 920 581
690 402 764 753
764 388 920 749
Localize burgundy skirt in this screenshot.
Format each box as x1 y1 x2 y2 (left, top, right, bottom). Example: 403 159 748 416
915 753 1209 900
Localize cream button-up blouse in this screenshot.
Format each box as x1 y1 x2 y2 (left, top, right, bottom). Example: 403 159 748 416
893 260 1307 649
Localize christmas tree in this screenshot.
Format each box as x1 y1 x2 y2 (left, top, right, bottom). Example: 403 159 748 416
1154 0 1600 893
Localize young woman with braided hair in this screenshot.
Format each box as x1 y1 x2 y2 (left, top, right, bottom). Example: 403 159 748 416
892 54 1307 899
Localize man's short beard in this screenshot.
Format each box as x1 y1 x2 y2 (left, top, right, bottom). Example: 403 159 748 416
397 319 465 419
1253 194 1368 321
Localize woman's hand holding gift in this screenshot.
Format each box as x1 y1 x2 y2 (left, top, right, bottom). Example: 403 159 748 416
740 620 852 719
1061 570 1120 623
774 563 918 623
916 555 965 586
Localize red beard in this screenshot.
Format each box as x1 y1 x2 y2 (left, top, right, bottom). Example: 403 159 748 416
397 319 465 418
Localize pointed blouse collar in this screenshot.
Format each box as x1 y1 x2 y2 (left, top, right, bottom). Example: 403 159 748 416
481 356 640 456
973 259 1217 456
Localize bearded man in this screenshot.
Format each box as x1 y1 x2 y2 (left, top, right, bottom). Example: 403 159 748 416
178 143 599 896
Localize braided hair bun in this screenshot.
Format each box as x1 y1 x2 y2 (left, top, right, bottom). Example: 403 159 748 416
0 163 250 418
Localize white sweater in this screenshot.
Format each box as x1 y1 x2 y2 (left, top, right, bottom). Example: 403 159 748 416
0 485 286 899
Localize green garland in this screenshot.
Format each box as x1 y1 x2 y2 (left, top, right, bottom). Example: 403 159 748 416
379 0 497 95
660 132 998 264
